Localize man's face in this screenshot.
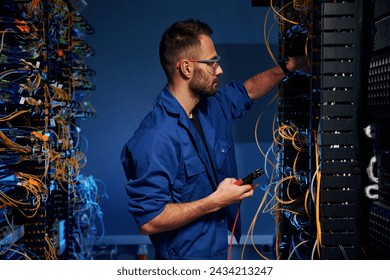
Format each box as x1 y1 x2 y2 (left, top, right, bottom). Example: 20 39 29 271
189 63 218 98
189 35 223 98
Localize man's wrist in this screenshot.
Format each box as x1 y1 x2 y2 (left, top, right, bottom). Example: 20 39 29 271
280 57 293 75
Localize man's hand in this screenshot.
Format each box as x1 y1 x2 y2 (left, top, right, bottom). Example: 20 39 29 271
209 178 255 209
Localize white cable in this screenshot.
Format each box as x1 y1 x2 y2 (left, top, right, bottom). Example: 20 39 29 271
310 165 320 203
364 184 379 200
363 124 375 139
366 156 378 183
311 239 318 260
264 143 274 179
288 239 309 260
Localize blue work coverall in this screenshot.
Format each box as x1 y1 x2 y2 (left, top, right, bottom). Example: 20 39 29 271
121 80 253 259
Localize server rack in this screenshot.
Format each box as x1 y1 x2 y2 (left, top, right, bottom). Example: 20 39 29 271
0 0 104 260
253 0 371 259
367 0 390 260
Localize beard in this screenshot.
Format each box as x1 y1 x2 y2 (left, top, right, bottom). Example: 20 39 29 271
189 65 218 99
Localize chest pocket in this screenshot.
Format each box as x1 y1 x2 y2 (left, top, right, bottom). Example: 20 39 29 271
184 154 205 177
215 140 231 169
181 154 209 198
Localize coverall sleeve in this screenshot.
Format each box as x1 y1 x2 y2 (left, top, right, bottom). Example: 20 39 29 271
121 129 178 226
215 80 253 121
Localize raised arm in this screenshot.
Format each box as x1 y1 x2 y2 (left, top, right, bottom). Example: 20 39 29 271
244 55 309 101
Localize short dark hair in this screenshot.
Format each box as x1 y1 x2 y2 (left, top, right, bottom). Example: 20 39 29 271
159 19 213 78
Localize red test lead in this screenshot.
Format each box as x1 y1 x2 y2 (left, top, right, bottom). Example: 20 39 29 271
228 167 265 260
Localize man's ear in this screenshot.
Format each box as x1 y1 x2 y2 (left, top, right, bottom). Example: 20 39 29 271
178 60 192 79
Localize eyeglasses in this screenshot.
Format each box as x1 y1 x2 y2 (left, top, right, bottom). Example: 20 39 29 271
188 55 221 74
